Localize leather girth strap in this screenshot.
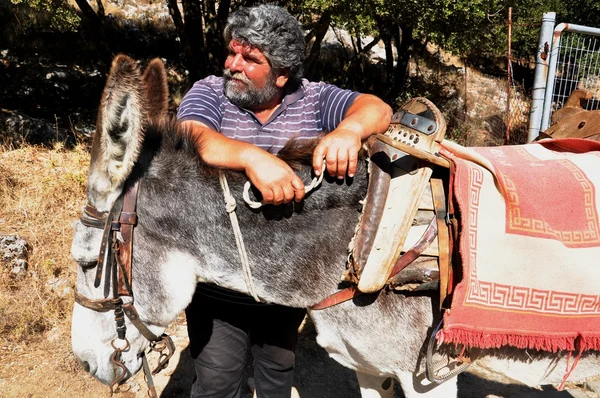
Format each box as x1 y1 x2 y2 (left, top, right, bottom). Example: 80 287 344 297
444 159 459 304
430 177 452 310
311 217 438 310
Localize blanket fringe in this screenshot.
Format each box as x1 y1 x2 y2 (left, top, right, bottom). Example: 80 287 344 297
558 336 584 390
439 331 598 389
438 329 600 353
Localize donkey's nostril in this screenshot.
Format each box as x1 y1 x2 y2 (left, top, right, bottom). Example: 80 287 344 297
76 350 98 375
80 360 91 373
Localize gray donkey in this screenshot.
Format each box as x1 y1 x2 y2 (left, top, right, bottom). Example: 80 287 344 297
71 55 600 397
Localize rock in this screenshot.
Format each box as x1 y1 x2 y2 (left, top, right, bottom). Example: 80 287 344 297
11 259 27 275
46 277 72 298
0 109 74 146
1 235 30 277
45 71 67 79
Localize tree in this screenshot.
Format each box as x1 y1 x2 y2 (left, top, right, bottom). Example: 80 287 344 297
8 0 80 32
72 0 111 65
167 0 234 82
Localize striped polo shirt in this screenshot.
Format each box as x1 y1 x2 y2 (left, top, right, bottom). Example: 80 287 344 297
177 76 360 153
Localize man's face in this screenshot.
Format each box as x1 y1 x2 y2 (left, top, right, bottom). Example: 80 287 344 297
223 40 280 109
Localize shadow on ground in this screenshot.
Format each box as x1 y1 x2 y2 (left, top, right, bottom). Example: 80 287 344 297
152 316 587 398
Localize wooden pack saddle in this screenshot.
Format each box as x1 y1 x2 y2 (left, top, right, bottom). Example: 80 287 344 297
348 97 453 300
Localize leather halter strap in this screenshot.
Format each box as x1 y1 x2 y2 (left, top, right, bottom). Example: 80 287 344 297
117 182 139 297
310 217 438 310
81 204 108 229
94 199 124 290
76 181 161 341
74 292 122 312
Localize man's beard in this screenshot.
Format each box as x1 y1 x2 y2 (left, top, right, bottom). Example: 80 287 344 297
223 69 280 109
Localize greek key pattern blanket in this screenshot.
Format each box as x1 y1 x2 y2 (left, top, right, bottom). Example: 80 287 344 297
439 138 600 352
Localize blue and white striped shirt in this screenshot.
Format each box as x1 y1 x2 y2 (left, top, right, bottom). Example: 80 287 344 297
177 76 359 153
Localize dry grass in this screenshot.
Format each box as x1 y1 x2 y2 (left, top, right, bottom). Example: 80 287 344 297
0 142 89 346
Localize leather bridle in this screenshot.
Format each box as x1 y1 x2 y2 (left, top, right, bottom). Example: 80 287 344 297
75 181 174 397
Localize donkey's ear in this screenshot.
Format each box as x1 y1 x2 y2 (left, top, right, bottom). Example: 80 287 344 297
142 58 169 123
88 54 147 210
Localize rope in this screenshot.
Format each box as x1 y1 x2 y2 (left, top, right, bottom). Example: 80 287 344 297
218 172 261 302
243 162 326 209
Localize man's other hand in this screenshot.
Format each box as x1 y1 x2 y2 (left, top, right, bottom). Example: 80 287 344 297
312 129 361 179
244 151 305 205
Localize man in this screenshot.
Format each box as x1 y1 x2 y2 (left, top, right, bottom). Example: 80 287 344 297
177 4 392 397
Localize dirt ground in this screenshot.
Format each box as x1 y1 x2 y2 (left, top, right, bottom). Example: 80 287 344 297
1 311 598 398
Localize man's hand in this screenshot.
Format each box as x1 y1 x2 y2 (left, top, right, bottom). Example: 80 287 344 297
313 129 362 179
312 94 392 179
244 150 305 205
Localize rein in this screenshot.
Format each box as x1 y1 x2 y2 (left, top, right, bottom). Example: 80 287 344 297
75 181 174 397
218 172 261 302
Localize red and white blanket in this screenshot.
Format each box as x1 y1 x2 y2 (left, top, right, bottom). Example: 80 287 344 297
439 138 600 353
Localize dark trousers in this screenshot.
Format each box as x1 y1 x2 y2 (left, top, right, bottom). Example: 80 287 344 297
185 284 306 398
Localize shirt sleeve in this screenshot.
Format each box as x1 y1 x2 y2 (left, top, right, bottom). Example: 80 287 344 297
176 78 223 131
318 83 360 132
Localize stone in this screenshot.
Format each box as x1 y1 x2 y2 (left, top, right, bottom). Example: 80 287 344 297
1 235 30 277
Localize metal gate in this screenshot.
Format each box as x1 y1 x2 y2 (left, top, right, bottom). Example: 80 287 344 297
528 13 600 141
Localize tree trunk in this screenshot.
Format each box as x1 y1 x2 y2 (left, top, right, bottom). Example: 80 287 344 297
355 28 362 52
216 0 231 35
383 33 394 80
374 15 394 85
393 23 413 94
73 0 111 68
94 0 105 19
181 0 208 81
167 0 196 76
304 11 331 79
209 0 231 70
361 36 381 54
168 0 186 44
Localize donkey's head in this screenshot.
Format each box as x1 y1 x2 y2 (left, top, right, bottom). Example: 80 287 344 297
70 55 169 386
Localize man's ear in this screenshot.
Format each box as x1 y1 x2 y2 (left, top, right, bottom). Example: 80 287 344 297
275 70 290 88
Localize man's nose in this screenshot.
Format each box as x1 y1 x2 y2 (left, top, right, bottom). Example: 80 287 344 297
227 54 244 72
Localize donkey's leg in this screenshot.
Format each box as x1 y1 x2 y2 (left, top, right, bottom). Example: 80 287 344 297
396 370 458 398
356 372 395 398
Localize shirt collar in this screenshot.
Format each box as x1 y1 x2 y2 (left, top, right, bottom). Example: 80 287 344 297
243 79 306 126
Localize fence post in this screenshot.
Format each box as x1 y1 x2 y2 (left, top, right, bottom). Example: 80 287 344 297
505 7 512 144
528 12 555 142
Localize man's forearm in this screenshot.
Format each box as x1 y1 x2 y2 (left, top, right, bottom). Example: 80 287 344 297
181 120 266 171
337 94 393 140
180 120 306 204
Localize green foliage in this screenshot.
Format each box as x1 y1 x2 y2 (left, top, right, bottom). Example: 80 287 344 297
292 0 600 72
561 0 600 28
9 0 80 32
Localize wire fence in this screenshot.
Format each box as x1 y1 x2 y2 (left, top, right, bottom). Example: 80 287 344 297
503 7 534 144
549 31 600 112
505 59 531 144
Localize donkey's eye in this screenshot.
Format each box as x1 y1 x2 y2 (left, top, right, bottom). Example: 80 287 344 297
78 260 98 269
